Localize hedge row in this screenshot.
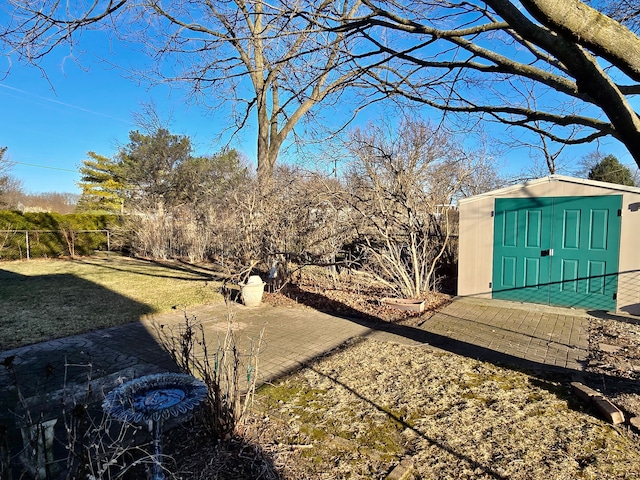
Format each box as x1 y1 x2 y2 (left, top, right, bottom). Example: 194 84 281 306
0 211 120 260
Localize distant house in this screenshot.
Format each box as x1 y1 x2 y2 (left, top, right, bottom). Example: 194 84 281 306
458 175 640 315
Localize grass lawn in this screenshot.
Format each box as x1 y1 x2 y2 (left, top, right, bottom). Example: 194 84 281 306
248 338 640 479
0 254 224 350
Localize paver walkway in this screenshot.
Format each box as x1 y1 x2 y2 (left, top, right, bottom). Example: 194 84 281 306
0 296 591 411
419 297 589 370
0 295 591 477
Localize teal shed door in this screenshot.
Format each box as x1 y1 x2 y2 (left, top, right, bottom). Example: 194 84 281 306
492 195 621 310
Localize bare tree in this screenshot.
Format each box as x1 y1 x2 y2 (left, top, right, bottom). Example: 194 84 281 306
7 1 640 174
344 117 491 297
331 0 640 169
0 147 27 208
491 83 581 176
0 147 13 200
215 165 356 282
1 0 382 186
592 0 640 32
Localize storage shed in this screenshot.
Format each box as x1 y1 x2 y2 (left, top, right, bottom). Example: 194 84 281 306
458 175 640 314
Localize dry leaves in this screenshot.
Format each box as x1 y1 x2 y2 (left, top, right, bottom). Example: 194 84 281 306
263 267 452 324
587 314 640 418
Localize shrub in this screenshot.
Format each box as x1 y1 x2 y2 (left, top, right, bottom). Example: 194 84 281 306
0 211 119 259
157 307 264 441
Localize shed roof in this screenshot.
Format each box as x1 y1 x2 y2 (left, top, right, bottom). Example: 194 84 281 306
459 174 640 206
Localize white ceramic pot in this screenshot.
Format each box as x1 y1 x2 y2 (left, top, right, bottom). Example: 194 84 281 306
241 275 265 307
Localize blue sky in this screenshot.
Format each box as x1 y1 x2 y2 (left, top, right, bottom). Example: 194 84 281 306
1 27 638 194
0 39 259 194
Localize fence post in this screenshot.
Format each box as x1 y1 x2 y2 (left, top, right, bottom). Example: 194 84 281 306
3 229 113 259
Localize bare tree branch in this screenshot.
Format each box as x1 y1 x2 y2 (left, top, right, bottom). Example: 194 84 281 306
1 0 388 185
330 0 640 168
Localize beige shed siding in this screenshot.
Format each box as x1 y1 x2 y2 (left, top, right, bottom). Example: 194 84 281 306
458 191 494 299
458 175 640 314
619 193 640 314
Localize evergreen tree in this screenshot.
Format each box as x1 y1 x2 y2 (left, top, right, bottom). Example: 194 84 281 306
588 154 636 186
77 152 125 213
118 129 192 209
170 150 249 208
0 147 8 199
77 130 249 214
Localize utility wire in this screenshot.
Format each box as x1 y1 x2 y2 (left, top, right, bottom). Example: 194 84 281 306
10 161 77 173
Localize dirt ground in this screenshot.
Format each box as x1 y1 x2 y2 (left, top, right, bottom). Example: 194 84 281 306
169 272 640 479
585 312 640 418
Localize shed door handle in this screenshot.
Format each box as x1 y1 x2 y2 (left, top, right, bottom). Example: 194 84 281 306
541 249 554 257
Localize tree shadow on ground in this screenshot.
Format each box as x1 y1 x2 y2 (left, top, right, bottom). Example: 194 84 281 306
1 353 282 480
282 283 392 323
281 284 556 371
280 283 640 413
0 268 168 478
74 255 219 282
306 361 510 480
0 271 157 351
588 309 640 326
0 268 280 479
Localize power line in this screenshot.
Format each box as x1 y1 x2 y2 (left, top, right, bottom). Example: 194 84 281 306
0 83 130 124
11 161 77 173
